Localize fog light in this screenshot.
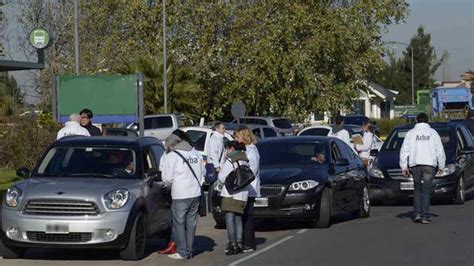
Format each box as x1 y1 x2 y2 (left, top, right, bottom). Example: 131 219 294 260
7 226 19 239
104 229 116 241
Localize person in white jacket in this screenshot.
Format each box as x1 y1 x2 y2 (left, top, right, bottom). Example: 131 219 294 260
218 141 251 255
56 113 90 140
399 113 446 224
162 130 205 260
331 116 351 146
233 127 260 253
355 121 375 164
206 122 226 175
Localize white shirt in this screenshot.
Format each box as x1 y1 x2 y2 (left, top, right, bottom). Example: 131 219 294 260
246 144 261 197
207 131 225 168
162 149 205 199
331 129 351 147
355 131 375 159
56 121 91 139
218 158 250 202
399 123 446 170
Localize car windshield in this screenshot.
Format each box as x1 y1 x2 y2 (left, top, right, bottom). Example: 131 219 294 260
383 127 454 151
258 142 328 166
35 147 138 179
272 118 292 129
344 116 368 126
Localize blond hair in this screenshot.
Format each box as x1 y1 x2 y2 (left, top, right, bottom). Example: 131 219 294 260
234 127 257 145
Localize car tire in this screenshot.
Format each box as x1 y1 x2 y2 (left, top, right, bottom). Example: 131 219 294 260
120 212 147 261
312 188 332 228
0 239 25 259
453 176 465 205
358 184 370 218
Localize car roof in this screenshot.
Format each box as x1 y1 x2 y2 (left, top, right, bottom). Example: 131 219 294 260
53 136 161 148
239 116 287 120
258 136 332 145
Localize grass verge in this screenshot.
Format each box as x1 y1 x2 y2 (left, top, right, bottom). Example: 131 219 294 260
0 169 19 199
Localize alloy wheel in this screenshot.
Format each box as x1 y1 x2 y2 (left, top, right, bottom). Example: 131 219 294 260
363 186 370 213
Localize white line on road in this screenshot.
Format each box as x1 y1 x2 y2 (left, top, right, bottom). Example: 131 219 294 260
228 235 294 266
297 229 308 234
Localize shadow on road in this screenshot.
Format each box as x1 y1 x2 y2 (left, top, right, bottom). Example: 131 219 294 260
193 235 217 257
395 211 439 220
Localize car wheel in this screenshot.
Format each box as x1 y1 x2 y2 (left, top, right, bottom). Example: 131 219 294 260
453 176 465 205
120 212 147 261
0 238 25 259
312 188 332 228
358 184 370 218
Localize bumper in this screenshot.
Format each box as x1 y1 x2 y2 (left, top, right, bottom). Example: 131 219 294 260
212 186 324 222
1 208 131 247
369 174 458 201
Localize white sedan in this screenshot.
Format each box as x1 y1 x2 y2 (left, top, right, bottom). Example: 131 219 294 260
181 126 234 160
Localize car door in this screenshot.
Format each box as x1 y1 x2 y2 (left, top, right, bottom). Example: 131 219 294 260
338 140 366 211
263 127 278 138
328 141 352 213
458 126 474 189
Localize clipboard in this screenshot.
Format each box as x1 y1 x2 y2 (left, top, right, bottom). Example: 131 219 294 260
352 135 363 145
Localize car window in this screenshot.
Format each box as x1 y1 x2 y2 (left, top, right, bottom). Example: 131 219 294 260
299 128 330 136
456 128 466 149
150 145 165 166
384 127 455 151
144 118 153 130
459 126 473 147
331 143 342 162
263 128 278 137
258 142 328 166
186 130 207 151
142 148 157 176
153 116 173 129
335 140 354 161
252 128 262 139
272 118 292 129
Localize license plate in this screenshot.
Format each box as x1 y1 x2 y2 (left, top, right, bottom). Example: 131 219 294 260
400 182 414 190
254 197 268 207
46 223 69 234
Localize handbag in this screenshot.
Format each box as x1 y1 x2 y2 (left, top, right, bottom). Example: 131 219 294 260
174 151 207 217
220 197 246 214
225 160 256 194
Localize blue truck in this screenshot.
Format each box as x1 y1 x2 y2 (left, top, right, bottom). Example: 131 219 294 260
432 87 472 117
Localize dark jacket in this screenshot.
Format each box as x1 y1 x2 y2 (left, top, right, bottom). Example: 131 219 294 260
83 122 102 136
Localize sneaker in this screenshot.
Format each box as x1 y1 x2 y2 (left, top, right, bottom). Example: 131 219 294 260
413 214 422 223
168 253 186 260
242 245 255 253
421 218 432 224
158 241 177 254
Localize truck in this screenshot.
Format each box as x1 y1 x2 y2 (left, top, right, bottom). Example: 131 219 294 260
126 113 193 140
431 87 472 118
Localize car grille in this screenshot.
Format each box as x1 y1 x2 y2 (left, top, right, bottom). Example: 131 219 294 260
23 199 100 216
387 169 413 181
260 184 285 197
26 232 92 243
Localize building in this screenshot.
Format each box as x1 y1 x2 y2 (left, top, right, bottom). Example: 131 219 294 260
440 71 473 89
351 81 399 119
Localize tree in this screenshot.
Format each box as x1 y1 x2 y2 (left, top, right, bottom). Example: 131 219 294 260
0 73 23 116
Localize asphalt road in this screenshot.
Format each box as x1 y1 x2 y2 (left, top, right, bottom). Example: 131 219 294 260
2 194 473 266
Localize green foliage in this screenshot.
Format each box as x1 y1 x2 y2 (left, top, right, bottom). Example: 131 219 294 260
373 118 407 136
0 74 23 116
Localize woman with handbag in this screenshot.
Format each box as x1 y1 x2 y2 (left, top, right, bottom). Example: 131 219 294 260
233 127 260 253
218 141 251 255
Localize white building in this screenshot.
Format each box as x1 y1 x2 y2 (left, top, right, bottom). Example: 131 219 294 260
351 82 399 119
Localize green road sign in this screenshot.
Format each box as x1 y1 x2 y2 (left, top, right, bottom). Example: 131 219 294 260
29 28 50 49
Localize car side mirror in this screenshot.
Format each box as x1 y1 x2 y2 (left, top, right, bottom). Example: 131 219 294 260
335 158 349 166
149 170 162 182
370 149 379 157
16 167 30 178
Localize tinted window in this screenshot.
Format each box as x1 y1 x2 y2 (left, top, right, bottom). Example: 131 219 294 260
335 141 352 160
36 147 137 178
459 126 473 147
150 145 165 166
142 148 157 176
259 142 328 166
186 130 207 151
252 128 262 139
330 143 342 162
263 128 278 137
384 127 455 151
272 118 292 129
299 128 330 136
153 117 173 129
344 116 368 126
144 118 153 130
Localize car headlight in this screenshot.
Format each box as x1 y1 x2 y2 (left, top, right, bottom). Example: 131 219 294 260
369 166 384 179
5 186 22 208
289 180 319 191
104 189 129 209
436 164 456 177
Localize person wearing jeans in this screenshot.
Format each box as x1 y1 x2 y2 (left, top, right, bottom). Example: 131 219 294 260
399 113 445 224
171 197 200 258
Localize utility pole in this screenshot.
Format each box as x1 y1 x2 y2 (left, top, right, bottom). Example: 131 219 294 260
73 0 80 75
162 0 167 113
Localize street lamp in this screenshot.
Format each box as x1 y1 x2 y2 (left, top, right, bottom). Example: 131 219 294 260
385 41 415 105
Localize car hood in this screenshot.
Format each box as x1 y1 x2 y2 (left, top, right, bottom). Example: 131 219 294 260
21 177 139 200
260 165 328 185
376 149 455 169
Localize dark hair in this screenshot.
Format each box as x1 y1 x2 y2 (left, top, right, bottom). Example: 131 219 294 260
362 120 373 133
416 113 429 123
335 116 344 125
226 140 246 151
172 129 193 144
79 108 93 119
213 122 224 131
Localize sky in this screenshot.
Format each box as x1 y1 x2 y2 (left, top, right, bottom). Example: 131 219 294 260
2 0 474 104
382 0 473 81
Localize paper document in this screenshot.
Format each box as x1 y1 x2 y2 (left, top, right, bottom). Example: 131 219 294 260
352 135 363 145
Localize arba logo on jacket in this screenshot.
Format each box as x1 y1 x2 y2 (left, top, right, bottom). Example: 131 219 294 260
416 135 430 141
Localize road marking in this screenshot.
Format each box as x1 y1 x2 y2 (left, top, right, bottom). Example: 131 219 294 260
229 235 294 266
297 229 308 234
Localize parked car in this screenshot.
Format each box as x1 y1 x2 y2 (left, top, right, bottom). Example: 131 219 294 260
127 113 190 140
369 122 474 204
297 125 383 150
103 127 139 138
181 127 233 160
231 116 293 136
210 136 370 228
221 123 280 139
343 115 381 137
1 136 171 260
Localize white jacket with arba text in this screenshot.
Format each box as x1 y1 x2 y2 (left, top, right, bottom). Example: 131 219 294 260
56 121 91 140
399 123 446 170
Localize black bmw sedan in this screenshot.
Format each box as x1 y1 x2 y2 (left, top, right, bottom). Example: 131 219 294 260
369 122 474 204
210 136 370 228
